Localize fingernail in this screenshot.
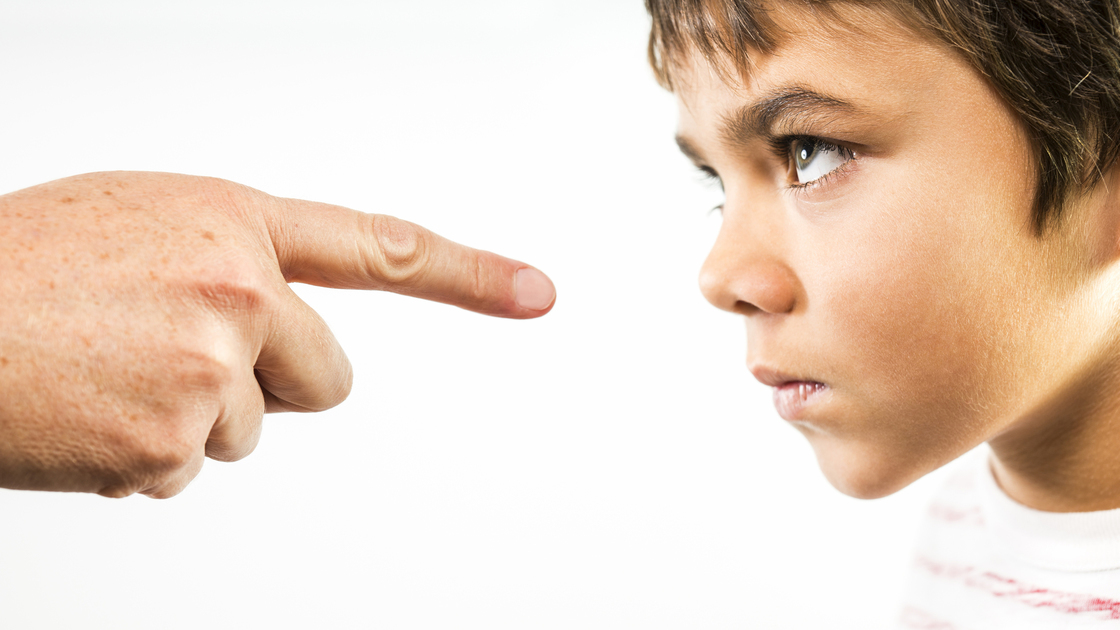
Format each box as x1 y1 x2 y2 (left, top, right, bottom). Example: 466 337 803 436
515 267 555 311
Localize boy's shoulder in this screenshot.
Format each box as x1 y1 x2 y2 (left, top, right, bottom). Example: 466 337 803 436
899 448 1120 628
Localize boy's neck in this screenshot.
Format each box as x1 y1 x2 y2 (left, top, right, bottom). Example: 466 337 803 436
989 349 1120 512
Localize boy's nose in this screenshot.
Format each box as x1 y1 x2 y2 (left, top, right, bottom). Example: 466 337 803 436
698 220 799 316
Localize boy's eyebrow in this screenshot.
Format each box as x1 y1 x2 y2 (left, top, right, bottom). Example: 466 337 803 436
723 86 861 145
675 86 864 165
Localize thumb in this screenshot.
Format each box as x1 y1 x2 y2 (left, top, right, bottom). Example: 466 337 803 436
264 198 555 318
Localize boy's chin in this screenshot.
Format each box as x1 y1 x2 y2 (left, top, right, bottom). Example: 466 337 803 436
806 435 933 500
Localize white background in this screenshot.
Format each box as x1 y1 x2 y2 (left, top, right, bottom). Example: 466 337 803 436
0 1 957 628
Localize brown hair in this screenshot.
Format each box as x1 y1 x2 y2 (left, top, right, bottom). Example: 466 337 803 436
647 0 1120 231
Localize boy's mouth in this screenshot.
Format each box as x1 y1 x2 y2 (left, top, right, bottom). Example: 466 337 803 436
771 381 829 421
749 367 829 421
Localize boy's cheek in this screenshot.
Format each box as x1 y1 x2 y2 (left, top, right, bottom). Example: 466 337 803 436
796 225 1017 495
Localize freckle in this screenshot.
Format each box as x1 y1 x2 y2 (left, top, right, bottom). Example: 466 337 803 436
161 256 169 264
103 190 113 196
100 252 110 260
49 280 55 289
202 231 215 241
0 357 8 366
61 197 74 204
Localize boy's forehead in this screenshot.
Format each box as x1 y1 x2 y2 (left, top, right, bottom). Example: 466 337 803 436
673 5 974 150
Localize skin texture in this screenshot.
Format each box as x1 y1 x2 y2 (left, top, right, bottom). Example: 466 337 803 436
0 171 555 498
674 5 1120 511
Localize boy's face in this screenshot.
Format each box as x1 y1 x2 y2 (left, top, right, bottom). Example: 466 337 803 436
675 4 1119 498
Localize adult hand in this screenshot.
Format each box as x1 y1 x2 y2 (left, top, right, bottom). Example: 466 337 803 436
0 172 555 498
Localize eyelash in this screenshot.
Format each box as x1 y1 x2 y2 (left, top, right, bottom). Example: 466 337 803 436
692 134 855 211
698 166 725 213
698 166 722 187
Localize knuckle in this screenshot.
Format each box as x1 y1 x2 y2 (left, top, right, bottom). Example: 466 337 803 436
193 256 278 316
143 485 182 500
305 358 354 412
194 175 268 220
100 411 202 498
366 214 430 285
143 451 204 499
467 254 491 305
174 342 242 396
205 439 246 463
206 412 263 463
135 419 199 477
96 485 135 499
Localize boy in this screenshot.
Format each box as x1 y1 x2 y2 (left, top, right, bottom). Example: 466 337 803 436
647 0 1120 625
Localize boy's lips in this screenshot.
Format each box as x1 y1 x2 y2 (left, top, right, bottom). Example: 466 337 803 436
749 366 829 421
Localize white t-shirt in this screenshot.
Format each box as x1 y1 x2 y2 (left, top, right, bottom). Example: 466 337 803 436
897 447 1120 628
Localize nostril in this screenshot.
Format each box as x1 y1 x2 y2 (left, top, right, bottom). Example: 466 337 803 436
733 299 764 316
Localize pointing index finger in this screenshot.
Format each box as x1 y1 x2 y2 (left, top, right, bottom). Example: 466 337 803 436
266 198 555 318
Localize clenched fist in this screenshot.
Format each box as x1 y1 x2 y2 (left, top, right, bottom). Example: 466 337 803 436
0 172 555 498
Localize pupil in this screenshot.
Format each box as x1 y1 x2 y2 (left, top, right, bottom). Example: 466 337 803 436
798 142 814 165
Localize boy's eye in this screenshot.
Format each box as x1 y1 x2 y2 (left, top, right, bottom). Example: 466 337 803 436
790 138 853 185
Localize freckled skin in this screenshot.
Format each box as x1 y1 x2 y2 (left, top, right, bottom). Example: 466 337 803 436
0 171 554 498
678 5 1120 510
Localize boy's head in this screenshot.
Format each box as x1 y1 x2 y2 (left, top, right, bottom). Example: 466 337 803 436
651 0 1120 504
651 0 1120 230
